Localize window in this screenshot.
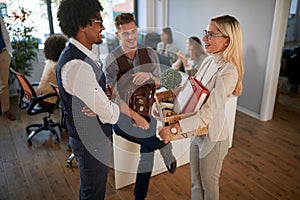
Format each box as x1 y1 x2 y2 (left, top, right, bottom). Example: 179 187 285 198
0 2 7 16
103 0 136 34
5 0 61 44
4 0 135 45
290 0 298 15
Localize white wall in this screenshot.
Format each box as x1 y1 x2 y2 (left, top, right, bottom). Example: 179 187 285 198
168 0 290 121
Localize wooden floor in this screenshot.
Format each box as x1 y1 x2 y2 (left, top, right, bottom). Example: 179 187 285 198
0 93 299 200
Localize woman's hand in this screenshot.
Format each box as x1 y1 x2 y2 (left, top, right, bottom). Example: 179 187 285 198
177 51 186 61
177 51 188 67
158 126 172 143
82 106 97 117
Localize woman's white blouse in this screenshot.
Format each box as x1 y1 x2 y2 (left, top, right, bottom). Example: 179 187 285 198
179 52 238 142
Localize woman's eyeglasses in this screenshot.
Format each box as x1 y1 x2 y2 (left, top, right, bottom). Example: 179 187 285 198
203 30 227 40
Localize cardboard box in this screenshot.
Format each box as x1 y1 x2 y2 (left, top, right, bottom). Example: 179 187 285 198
155 90 208 140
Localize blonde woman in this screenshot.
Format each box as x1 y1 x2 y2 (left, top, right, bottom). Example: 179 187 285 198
159 15 244 200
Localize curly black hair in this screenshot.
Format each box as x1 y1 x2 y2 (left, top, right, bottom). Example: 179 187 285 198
43 34 68 61
57 0 103 38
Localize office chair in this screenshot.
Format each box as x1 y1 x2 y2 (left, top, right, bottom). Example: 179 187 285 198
49 83 67 130
144 32 161 50
10 68 61 145
106 36 119 53
49 83 75 168
66 152 75 168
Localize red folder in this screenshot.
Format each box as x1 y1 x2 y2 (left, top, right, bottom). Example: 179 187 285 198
174 76 209 114
183 77 209 113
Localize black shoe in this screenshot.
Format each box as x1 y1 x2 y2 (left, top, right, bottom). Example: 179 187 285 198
166 161 177 174
159 142 177 174
134 197 145 200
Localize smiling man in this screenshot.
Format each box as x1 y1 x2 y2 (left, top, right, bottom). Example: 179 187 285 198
104 13 176 200
56 0 120 199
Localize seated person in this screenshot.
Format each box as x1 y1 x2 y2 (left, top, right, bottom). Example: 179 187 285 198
36 34 68 104
156 27 178 64
172 36 207 76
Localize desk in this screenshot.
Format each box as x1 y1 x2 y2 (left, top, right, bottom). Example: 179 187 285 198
113 133 191 189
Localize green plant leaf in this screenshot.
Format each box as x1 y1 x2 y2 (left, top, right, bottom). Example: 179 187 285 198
160 69 182 90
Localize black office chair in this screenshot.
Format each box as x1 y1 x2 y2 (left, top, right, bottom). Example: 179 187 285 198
144 32 161 49
49 83 67 130
10 68 61 145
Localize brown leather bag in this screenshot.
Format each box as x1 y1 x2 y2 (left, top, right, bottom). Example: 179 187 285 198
114 47 156 117
128 83 156 117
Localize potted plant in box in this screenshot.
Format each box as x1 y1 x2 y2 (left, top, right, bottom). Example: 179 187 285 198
155 68 182 124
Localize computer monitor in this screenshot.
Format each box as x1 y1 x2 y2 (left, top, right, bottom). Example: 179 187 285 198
145 32 161 49
157 53 171 73
138 32 145 45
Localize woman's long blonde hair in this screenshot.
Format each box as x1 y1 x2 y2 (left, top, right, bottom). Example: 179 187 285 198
211 15 244 96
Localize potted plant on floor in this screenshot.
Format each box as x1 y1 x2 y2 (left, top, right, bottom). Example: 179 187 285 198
5 6 38 77
5 7 38 96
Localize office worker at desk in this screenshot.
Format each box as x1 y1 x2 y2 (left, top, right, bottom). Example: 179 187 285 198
36 34 67 104
172 36 207 76
156 27 178 64
104 13 176 200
